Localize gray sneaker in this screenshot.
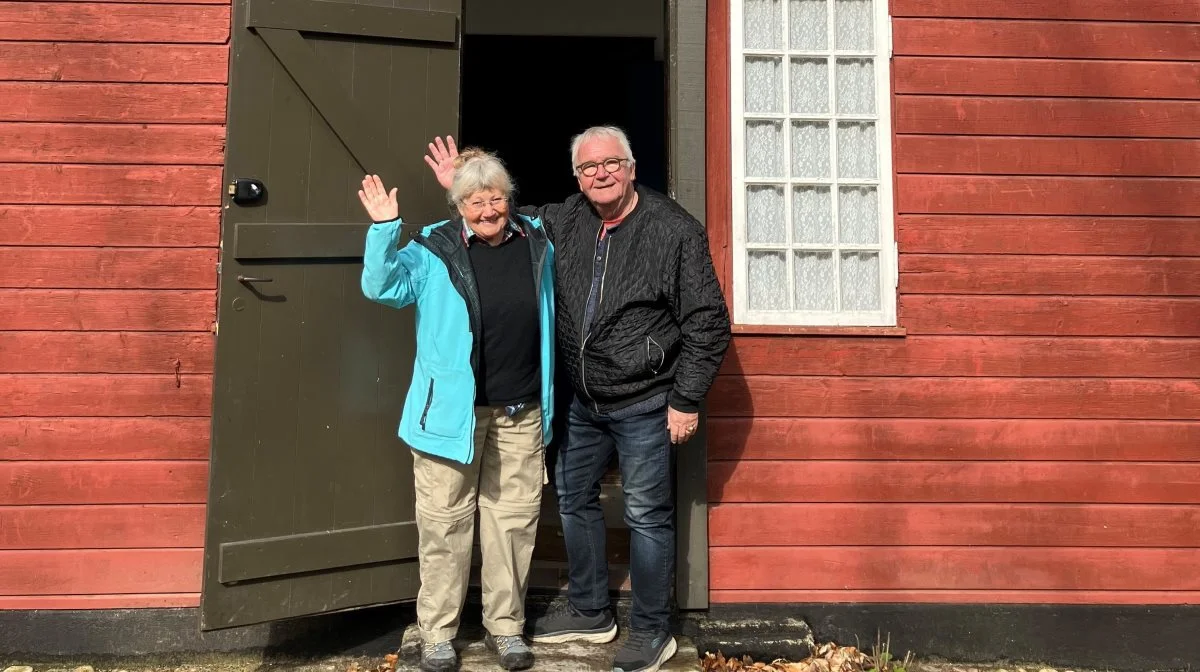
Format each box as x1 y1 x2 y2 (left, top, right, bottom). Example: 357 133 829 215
485 633 534 670
419 639 458 672
612 629 677 672
528 602 618 643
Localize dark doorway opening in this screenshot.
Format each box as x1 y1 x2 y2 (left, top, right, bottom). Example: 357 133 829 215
461 34 667 206
461 32 669 595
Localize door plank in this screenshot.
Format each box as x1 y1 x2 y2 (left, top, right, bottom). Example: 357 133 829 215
247 0 456 43
218 522 419 583
255 27 401 182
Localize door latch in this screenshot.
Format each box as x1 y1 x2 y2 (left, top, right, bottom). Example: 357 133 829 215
228 178 266 205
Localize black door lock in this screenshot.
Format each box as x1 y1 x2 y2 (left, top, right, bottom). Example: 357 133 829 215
228 178 266 205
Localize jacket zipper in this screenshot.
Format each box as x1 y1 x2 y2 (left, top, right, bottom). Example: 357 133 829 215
420 378 435 431
578 225 611 411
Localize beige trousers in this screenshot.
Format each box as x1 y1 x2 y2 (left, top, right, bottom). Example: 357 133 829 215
412 404 543 643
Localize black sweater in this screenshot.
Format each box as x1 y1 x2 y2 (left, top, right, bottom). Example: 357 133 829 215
468 234 539 407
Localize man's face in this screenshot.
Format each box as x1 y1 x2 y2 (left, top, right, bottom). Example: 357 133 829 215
574 136 636 210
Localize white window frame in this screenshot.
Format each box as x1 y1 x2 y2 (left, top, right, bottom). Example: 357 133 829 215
730 0 897 326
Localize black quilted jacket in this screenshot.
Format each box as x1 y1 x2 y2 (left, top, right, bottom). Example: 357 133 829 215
523 185 731 414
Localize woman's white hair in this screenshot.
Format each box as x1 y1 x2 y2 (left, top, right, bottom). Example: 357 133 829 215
569 126 636 174
448 148 514 209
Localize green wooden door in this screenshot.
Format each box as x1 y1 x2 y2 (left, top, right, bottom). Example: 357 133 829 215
202 0 461 630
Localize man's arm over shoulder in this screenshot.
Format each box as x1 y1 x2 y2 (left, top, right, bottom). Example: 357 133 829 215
668 216 732 413
517 195 586 243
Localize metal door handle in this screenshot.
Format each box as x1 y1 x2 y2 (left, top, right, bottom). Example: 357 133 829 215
237 275 273 283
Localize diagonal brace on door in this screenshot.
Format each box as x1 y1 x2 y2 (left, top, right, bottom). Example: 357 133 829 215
254 27 404 182
247 0 458 43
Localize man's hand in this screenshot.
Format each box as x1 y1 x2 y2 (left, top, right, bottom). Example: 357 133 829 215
667 407 699 445
423 135 459 190
357 174 398 222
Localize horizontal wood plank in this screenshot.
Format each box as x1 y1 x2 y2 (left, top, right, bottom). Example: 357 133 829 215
894 137 1200 177
0 548 201 594
0 124 225 164
709 504 1200 547
709 461 1200 504
895 58 1200 99
2 374 212 417
707 377 1200 419
0 165 221 206
0 206 220 247
0 248 216 289
896 176 1200 217
0 83 226 123
0 290 214 331
899 255 1200 296
0 504 203 548
895 96 1200 138
0 594 199 609
709 547 1200 591
0 461 207 505
0 332 213 373
893 19 1200 61
890 0 1200 22
0 418 210 460
709 590 1200 605
899 296 1200 337
706 418 1200 461
0 3 229 42
722 336 1200 377
896 216 1200 256
0 43 228 83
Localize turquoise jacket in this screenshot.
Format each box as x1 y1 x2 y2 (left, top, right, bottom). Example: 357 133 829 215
360 214 555 464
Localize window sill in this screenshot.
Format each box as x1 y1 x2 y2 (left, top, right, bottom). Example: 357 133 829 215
730 324 908 337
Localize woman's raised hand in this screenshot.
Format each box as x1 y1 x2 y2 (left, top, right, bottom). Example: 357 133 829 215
358 174 399 222
423 136 459 190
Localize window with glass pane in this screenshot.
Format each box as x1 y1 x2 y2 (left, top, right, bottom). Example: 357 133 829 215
731 0 896 326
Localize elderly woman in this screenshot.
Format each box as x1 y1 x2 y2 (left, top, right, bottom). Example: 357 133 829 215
358 149 555 672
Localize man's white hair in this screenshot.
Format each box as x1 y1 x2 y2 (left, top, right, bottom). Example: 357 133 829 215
569 126 637 174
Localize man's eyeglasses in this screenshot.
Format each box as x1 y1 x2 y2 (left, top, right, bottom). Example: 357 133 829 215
463 195 508 211
575 158 629 178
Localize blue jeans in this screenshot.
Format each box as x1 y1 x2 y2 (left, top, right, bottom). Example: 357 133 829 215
555 395 674 632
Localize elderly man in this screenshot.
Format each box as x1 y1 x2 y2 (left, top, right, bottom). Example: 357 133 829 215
426 127 730 672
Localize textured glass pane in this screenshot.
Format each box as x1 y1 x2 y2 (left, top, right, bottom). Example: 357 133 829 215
745 57 783 113
835 0 874 50
748 251 789 310
838 186 879 244
744 0 782 49
789 0 827 50
790 58 828 114
791 121 830 179
745 121 784 177
836 58 874 114
746 186 786 244
793 186 833 244
795 251 836 311
837 122 876 179
840 251 881 310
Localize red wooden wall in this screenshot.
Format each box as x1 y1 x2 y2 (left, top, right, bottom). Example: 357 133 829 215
0 0 227 607
706 0 1200 603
